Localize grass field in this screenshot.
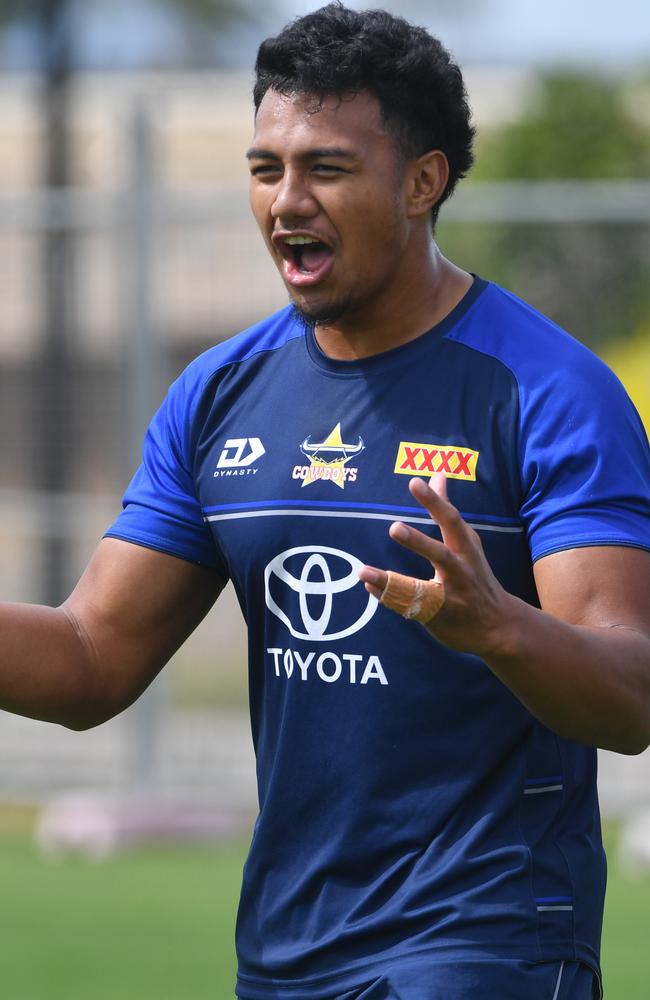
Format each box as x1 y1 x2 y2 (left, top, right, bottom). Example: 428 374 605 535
0 833 245 999
0 824 645 998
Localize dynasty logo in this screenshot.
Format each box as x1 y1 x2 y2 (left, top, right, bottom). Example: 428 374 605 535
292 422 364 489
213 437 265 477
394 441 479 480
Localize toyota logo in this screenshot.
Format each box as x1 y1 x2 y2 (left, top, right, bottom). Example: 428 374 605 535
264 545 378 641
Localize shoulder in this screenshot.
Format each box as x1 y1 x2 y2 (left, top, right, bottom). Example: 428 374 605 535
456 285 650 561
161 305 303 425
142 305 303 451
447 280 630 416
179 305 303 394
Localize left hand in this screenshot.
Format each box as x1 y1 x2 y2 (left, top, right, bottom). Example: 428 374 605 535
358 473 515 657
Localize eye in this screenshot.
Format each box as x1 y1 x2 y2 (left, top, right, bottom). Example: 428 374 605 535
249 164 281 177
313 163 346 174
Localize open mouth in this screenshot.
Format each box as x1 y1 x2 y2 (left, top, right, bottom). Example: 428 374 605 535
275 234 335 287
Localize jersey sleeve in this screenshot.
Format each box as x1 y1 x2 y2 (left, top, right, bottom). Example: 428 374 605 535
104 365 227 578
518 351 650 563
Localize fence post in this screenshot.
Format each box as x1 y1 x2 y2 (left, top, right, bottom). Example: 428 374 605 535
124 101 166 793
36 0 76 607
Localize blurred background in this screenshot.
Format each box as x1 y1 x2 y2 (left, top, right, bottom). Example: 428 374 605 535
0 0 648 997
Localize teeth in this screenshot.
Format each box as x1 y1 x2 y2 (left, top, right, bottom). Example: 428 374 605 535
284 236 320 245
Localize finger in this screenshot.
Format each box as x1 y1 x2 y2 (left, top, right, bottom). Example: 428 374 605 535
389 521 457 575
358 565 387 600
409 476 469 550
429 470 448 501
379 571 445 623
359 565 445 624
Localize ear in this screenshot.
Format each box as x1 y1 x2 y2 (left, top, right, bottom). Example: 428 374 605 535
405 150 449 219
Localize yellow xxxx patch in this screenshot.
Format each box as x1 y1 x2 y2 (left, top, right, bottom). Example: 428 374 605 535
394 442 479 480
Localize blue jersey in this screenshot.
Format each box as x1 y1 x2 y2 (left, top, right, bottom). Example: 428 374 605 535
106 278 650 998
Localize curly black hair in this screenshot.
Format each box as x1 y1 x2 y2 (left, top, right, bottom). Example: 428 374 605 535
253 2 475 226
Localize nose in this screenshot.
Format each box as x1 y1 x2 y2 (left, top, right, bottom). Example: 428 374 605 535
271 168 318 222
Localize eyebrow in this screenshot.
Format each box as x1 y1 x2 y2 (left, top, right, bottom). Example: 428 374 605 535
246 147 358 161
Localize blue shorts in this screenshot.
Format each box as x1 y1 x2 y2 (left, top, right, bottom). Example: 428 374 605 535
331 959 601 1000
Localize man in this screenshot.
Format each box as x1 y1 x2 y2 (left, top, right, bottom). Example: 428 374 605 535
2 3 650 998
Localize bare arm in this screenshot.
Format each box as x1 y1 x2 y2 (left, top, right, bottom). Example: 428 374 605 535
484 546 650 754
360 475 650 755
0 538 225 730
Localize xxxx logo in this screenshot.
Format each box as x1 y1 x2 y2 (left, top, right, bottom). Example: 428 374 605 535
394 441 479 481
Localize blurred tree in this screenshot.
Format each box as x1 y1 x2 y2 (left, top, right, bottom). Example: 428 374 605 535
0 0 79 604
476 73 650 180
0 0 258 604
441 72 650 352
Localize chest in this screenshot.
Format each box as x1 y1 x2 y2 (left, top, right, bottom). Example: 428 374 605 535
192 345 534 605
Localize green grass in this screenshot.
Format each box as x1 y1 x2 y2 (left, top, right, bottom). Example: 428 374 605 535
0 835 246 1000
601 825 650 999
0 824 645 998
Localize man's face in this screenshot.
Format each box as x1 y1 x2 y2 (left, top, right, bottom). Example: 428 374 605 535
248 89 412 327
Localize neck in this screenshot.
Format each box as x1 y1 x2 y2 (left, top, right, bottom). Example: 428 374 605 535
313 244 473 361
